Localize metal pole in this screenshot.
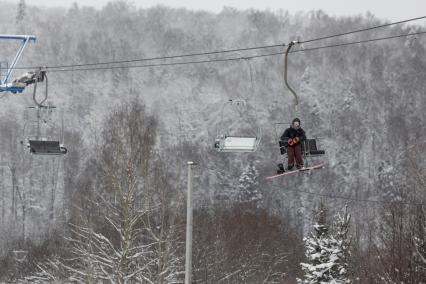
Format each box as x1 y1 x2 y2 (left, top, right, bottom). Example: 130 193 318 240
185 161 196 284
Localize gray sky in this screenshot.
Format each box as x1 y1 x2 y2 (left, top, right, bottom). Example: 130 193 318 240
14 0 426 23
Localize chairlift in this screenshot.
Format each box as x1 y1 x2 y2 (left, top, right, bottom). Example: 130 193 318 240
214 99 261 153
270 41 326 175
21 71 67 156
274 121 325 171
214 59 261 153
0 34 36 93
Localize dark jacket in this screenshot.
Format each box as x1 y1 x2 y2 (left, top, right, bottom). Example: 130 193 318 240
281 126 306 146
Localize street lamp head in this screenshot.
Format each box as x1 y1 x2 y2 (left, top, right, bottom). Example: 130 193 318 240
187 161 197 166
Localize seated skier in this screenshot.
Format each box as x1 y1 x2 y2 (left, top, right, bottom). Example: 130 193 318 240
280 118 306 170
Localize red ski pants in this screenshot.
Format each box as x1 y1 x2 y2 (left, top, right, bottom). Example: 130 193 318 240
287 144 303 165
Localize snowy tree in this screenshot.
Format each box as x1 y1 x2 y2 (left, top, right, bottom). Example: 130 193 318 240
64 161 153 283
62 160 183 283
414 224 426 273
237 163 261 205
16 256 64 283
331 205 352 283
413 206 426 270
298 203 352 284
60 102 182 283
192 205 300 283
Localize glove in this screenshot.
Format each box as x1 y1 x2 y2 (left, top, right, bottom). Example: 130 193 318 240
288 138 298 146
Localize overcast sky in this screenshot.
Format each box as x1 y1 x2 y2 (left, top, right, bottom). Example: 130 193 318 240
9 0 426 23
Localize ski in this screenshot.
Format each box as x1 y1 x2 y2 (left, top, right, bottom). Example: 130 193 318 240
266 162 326 180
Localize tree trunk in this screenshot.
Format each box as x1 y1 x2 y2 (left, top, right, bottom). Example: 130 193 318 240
21 176 26 242
11 167 17 225
1 164 4 225
50 160 59 221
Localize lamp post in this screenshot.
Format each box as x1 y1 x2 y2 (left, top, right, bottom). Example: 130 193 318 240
185 161 196 284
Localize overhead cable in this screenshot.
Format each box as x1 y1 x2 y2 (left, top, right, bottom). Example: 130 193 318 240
14 15 426 71
269 184 425 207
299 15 426 44
44 30 426 73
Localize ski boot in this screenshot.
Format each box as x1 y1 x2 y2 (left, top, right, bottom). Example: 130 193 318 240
277 163 285 174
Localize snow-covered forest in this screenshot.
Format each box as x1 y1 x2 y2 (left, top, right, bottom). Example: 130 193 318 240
0 0 425 282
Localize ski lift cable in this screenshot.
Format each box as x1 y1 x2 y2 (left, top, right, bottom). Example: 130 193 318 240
194 161 425 207
25 43 287 70
291 30 426 53
12 15 426 71
269 184 425 207
299 15 426 44
38 30 426 73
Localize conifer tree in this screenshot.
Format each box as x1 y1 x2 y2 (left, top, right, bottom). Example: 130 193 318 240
237 163 261 205
414 217 426 267
332 205 352 283
298 203 352 284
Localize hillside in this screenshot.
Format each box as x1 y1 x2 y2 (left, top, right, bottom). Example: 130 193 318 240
0 1 425 282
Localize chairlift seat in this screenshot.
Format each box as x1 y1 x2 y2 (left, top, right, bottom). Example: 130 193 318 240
279 138 325 156
215 136 260 152
28 140 67 155
303 139 325 155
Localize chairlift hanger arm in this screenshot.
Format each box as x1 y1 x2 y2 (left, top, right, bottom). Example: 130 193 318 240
284 41 299 108
32 70 48 107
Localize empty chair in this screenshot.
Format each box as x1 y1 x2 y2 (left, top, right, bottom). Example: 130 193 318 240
22 104 68 156
214 59 261 153
214 98 261 153
214 136 260 152
28 140 67 155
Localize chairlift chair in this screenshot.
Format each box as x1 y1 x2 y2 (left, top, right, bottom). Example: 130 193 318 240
272 41 326 174
275 121 325 167
22 103 67 156
214 99 261 152
215 135 260 152
28 140 67 155
20 68 68 156
279 138 325 156
214 59 261 153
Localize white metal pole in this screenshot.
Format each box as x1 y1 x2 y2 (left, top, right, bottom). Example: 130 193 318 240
185 161 196 284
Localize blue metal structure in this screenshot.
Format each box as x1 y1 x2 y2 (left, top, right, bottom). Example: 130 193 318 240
0 34 36 93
